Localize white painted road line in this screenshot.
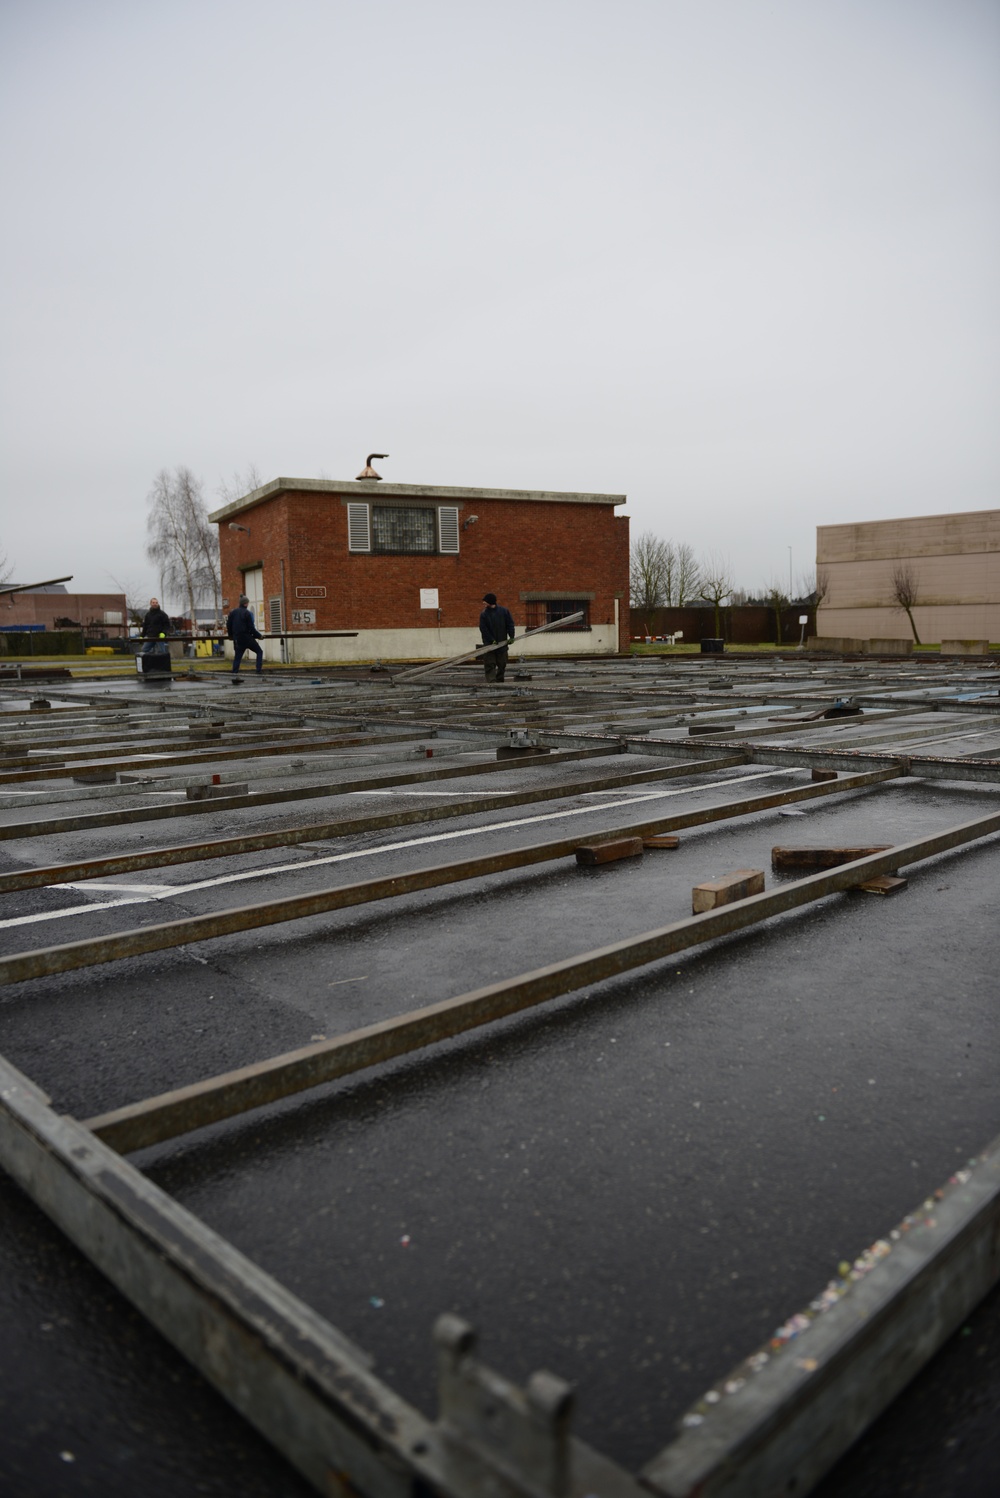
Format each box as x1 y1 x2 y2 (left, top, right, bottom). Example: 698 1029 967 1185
0 769 798 933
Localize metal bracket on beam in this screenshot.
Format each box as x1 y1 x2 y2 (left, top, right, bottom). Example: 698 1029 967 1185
434 1314 574 1498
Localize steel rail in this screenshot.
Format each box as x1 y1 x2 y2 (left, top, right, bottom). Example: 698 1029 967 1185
742 743 1000 782
83 801 998 1154
0 729 437 785
0 724 313 756
0 747 731 847
0 769 899 987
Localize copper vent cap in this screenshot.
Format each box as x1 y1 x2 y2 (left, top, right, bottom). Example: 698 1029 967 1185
356 453 389 480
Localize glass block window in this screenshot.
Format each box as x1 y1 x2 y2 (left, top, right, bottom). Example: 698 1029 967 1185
524 599 590 630
348 503 463 554
371 506 437 553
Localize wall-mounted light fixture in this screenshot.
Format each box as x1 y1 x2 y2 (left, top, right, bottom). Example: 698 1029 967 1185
462 514 479 531
228 522 251 535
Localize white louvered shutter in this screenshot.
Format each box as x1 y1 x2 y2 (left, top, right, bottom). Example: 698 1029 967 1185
347 503 371 552
438 506 460 554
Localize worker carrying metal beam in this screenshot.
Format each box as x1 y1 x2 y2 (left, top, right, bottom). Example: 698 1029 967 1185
479 592 516 683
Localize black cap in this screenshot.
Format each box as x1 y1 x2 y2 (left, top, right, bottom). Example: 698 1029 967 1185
483 592 497 605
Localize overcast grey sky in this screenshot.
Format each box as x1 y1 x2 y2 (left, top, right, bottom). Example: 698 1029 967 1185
2 0 998 606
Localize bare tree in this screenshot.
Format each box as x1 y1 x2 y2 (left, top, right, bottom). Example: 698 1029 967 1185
146 467 220 627
217 463 264 509
796 567 829 608
675 542 701 605
106 573 150 630
0 546 13 588
630 531 674 633
699 552 736 636
890 561 922 644
763 578 789 644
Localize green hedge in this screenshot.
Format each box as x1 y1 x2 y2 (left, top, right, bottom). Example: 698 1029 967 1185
0 631 85 656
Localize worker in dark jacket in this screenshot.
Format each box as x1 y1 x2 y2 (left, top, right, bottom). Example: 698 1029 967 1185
226 594 264 678
479 592 516 683
140 597 171 654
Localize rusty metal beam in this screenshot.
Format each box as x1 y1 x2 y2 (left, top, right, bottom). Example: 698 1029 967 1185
0 729 437 785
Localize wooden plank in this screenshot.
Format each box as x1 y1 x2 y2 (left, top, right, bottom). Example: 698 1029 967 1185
692 869 765 912
575 837 644 866
854 874 908 895
771 846 891 870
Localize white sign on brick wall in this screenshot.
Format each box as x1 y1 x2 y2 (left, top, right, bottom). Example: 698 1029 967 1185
420 589 439 610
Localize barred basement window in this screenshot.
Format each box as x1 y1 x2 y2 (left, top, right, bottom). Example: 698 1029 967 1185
524 599 590 630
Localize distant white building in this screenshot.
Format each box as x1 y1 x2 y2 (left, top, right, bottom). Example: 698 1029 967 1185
817 510 1000 645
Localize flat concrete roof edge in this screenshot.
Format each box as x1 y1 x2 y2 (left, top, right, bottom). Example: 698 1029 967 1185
208 478 627 523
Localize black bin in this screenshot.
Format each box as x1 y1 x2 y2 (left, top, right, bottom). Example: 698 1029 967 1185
700 638 725 654
137 651 172 677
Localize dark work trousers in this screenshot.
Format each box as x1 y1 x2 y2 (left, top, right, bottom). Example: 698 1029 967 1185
483 645 509 682
232 639 264 674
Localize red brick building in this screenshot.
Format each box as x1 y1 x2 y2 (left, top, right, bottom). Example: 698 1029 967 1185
208 478 630 663
0 584 127 636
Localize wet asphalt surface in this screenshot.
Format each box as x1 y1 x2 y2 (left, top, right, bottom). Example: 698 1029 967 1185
1 688 999 1496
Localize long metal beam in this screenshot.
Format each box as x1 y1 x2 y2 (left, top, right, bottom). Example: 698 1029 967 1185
0 768 899 986
0 729 434 785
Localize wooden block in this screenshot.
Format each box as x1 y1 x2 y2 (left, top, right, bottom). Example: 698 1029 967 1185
811 768 838 782
643 835 681 850
688 724 725 735
186 782 248 801
853 875 907 896
692 869 765 913
496 745 551 759
771 846 892 871
575 837 644 867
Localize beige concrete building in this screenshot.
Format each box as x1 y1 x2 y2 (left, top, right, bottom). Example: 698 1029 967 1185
816 509 1000 645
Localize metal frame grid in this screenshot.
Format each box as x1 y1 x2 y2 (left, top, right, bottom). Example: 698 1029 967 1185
2 650 999 1497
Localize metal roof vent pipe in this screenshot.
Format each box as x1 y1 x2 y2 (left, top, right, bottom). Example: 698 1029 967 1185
356 453 388 480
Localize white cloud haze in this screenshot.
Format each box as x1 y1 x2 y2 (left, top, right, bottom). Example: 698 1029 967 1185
1 0 998 605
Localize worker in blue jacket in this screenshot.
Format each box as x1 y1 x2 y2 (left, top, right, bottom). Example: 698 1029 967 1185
226 594 264 678
479 592 516 683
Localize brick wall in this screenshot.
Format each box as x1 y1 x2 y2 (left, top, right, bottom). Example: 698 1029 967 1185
0 591 128 633
220 491 630 649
